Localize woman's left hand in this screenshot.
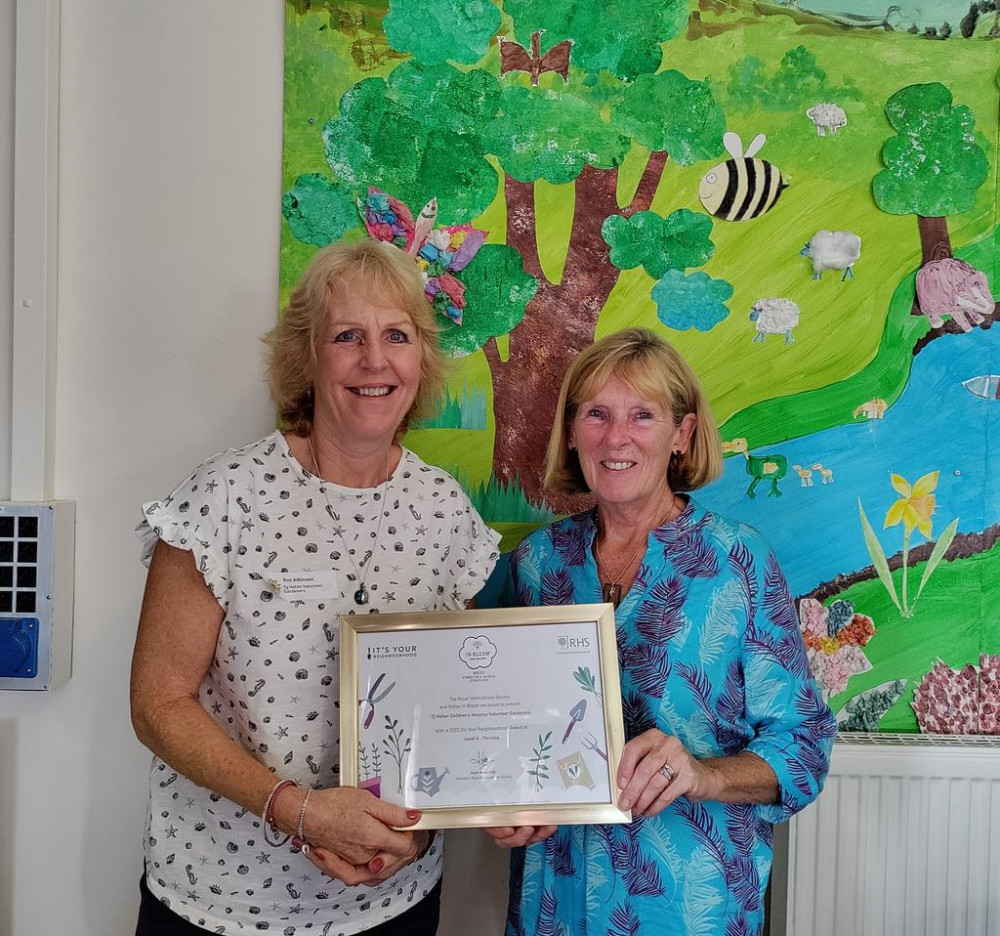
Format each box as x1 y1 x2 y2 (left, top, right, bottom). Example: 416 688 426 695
616 729 718 817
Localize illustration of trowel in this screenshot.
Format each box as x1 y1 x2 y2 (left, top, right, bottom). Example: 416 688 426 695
561 699 587 743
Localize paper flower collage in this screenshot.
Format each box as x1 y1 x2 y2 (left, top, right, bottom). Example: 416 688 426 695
911 654 1000 734
799 597 876 699
362 187 487 326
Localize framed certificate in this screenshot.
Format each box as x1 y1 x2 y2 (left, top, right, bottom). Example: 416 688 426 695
339 604 630 829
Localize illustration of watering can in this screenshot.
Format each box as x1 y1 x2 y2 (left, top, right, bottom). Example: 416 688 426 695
360 672 396 729
410 766 450 796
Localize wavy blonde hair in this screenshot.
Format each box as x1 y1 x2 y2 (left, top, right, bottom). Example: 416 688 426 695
543 328 723 495
264 240 446 437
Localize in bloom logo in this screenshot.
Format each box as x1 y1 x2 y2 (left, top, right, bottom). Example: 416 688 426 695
459 635 497 670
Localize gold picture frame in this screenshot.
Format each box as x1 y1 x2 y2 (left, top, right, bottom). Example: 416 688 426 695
339 603 629 830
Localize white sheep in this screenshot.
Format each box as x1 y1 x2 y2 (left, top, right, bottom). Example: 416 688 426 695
750 298 800 344
800 229 862 281
806 103 847 136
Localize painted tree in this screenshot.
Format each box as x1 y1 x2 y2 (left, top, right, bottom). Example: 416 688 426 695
285 0 728 508
873 82 989 269
725 45 861 114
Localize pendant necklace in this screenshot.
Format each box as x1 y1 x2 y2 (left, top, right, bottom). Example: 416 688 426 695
307 433 391 607
594 496 680 609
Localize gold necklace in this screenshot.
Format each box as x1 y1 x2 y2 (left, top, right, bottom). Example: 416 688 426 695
307 434 391 607
594 496 680 608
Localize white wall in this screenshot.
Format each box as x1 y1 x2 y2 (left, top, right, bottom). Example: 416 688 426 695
1 0 18 930
1 0 14 501
2 3 508 934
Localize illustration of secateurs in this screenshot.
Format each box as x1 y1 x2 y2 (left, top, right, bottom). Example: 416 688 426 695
361 672 395 729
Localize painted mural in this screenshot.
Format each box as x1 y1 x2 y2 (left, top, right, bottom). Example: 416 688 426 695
280 0 1000 733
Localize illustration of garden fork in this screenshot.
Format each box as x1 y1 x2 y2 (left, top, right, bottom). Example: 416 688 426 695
581 731 607 762
361 672 396 729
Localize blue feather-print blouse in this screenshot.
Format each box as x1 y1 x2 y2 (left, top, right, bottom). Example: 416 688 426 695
504 498 835 936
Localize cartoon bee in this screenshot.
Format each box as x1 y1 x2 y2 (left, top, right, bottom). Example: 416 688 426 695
699 132 787 222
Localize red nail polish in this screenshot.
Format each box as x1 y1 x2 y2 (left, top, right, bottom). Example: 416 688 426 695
406 811 420 820
370 858 384 874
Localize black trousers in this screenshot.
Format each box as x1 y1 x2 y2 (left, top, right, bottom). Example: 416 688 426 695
136 870 441 936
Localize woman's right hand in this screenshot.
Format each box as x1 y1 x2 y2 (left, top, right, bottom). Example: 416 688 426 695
288 787 424 886
481 825 557 848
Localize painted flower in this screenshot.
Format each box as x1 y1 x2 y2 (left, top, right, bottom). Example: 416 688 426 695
827 599 855 637
798 598 829 639
821 652 853 696
837 644 872 679
911 659 978 733
884 471 938 538
805 648 827 688
980 654 1000 735
839 613 875 647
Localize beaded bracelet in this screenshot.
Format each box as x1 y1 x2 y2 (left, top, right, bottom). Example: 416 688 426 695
262 779 297 847
296 788 313 843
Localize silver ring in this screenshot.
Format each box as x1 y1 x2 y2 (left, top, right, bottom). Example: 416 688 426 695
658 763 676 783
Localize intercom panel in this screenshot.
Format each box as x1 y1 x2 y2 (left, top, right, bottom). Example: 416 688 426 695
0 501 75 690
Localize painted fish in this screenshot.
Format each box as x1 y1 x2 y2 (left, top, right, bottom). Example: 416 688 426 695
962 375 1000 400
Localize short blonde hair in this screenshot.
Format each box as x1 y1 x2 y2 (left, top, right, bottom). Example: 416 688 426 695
543 328 722 495
264 240 446 437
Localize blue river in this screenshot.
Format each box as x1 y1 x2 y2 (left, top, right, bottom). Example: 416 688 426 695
799 0 975 29
697 325 1000 596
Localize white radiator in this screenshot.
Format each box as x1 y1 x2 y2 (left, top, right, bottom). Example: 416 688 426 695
771 736 1000 936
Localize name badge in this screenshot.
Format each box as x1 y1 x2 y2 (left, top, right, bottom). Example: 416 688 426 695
269 571 339 601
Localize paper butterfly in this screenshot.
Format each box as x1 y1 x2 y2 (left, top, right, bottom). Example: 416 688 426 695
362 187 487 326
499 31 572 87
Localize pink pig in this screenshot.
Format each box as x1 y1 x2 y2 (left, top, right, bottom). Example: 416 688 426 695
915 257 995 332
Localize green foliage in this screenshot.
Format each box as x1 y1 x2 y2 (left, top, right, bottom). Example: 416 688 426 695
857 498 902 612
837 679 907 732
653 270 733 332
486 86 630 184
384 0 500 65
503 0 689 80
281 173 360 247
416 380 488 429
323 62 501 222
462 473 555 523
725 45 862 114
602 209 715 278
572 666 602 702
528 731 553 790
437 244 537 356
612 71 726 164
873 82 990 217
916 518 959 602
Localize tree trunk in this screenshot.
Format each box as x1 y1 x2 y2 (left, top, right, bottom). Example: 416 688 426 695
917 215 952 265
911 215 953 316
486 154 668 513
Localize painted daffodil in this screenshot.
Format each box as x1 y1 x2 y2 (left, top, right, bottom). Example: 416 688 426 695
884 471 938 538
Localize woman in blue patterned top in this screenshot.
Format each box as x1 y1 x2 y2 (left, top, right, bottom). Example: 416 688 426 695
486 329 835 936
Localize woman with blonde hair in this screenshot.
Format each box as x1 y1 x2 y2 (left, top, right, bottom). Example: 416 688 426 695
487 328 834 936
131 239 499 935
